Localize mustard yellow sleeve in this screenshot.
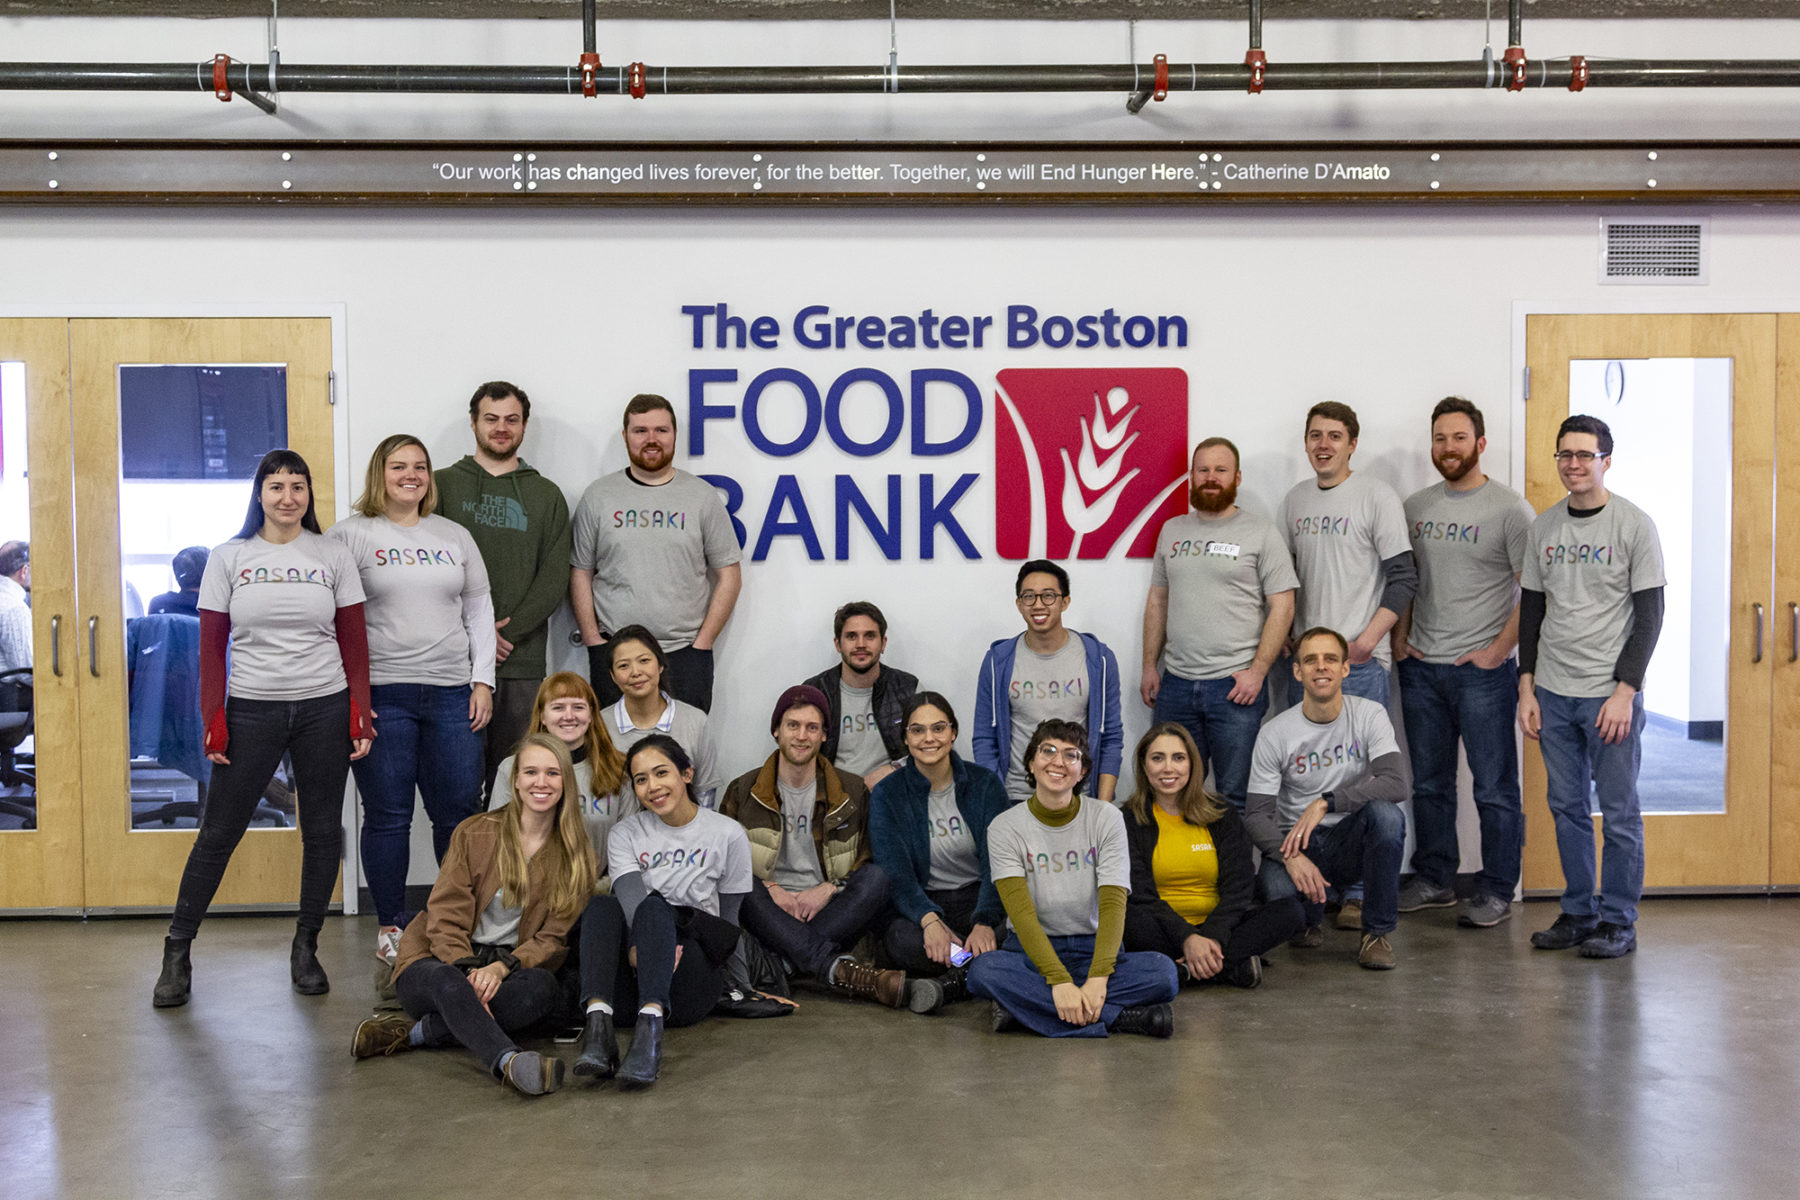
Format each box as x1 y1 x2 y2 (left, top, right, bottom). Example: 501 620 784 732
993 875 1072 986
1087 885 1129 979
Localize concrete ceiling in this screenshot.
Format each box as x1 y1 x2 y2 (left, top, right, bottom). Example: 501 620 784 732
0 1 1778 19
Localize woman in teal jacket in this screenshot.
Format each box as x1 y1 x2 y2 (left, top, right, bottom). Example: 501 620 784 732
869 692 1010 1015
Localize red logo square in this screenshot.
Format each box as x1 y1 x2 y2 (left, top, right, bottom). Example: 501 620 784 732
994 367 1189 560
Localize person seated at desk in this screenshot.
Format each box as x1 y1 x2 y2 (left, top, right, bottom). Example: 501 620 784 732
148 546 209 618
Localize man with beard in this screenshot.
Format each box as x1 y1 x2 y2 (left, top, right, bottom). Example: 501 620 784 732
1392 398 1536 929
723 684 909 1007
436 381 573 802
802 601 919 790
1141 437 1298 812
571 394 743 711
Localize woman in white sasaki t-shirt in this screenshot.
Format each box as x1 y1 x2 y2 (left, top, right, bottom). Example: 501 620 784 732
153 450 374 1009
329 435 499 966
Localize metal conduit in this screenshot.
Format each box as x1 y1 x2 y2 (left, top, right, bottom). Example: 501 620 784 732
6 58 1800 96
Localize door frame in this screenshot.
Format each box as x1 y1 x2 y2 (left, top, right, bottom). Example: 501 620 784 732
1511 297 1796 894
0 303 361 914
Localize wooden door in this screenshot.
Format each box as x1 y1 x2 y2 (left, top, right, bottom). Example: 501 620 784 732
70 318 337 910
0 320 86 909
1772 315 1800 885
1522 313 1775 891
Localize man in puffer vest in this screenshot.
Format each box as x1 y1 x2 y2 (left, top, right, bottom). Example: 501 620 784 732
723 685 910 1008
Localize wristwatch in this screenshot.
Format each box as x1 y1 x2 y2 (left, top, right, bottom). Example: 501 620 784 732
1321 791 1335 813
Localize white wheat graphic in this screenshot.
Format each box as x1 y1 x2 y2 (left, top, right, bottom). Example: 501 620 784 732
1060 389 1143 557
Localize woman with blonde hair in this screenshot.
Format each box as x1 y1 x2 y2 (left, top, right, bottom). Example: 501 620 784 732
328 433 497 967
490 672 632 888
1122 722 1303 989
352 733 596 1096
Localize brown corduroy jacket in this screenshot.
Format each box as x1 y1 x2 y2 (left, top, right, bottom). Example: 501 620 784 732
393 811 581 981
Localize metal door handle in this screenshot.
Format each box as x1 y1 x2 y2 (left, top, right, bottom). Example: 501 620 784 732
1753 603 1764 664
88 614 99 677
1790 602 1798 664
50 614 61 677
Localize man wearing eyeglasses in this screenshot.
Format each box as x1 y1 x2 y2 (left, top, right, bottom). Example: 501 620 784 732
801 601 919 791
1245 626 1408 969
973 560 1124 806
1141 437 1298 813
1518 414 1665 961
1391 398 1536 930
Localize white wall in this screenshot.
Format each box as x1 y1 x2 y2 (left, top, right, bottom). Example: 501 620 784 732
6 12 1800 890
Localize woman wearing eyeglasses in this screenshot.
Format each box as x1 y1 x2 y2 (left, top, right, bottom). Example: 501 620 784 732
868 693 1009 1015
972 559 1124 807
968 719 1179 1038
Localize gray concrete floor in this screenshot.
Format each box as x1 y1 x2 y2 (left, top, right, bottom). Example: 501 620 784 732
2 897 1796 1200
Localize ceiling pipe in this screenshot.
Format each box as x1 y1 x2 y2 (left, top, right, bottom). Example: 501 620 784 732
6 57 1800 96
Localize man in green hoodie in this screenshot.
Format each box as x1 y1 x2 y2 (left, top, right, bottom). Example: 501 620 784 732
435 381 574 802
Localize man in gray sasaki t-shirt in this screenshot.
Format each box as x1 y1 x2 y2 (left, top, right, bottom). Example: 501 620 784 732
1142 436 1297 812
802 600 920 792
570 393 744 713
1392 398 1536 930
1245 627 1408 970
721 685 915 1008
1518 414 1665 962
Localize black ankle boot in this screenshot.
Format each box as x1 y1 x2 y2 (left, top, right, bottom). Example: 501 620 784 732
1109 1003 1174 1039
572 1009 619 1080
153 936 192 1008
291 927 329 996
617 1011 664 1087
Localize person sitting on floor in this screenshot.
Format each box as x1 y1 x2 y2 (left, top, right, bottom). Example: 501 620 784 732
571 733 753 1088
868 691 1009 1015
351 733 595 1096
968 719 1179 1038
1121 722 1304 990
721 684 907 1007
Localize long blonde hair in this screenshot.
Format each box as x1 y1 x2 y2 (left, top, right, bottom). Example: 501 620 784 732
495 733 597 921
1125 723 1227 830
529 671 624 798
352 433 440 519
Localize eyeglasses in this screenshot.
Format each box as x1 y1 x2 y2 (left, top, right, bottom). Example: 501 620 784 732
1016 591 1065 607
1034 745 1083 764
1552 450 1604 464
906 722 952 738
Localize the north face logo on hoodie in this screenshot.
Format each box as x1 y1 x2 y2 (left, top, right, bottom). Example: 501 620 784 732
464 494 528 532
993 367 1188 560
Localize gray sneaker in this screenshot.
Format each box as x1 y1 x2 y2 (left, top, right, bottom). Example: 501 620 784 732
1458 893 1514 928
1396 879 1457 913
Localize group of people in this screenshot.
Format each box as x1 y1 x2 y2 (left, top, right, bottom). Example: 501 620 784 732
146 380 1665 1097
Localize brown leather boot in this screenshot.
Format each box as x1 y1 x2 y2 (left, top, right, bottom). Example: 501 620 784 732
829 958 906 1007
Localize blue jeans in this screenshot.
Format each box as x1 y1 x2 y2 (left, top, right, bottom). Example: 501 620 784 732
740 863 893 979
352 682 485 928
1257 800 1406 936
967 933 1179 1038
1397 657 1523 900
1153 671 1266 811
1536 686 1645 927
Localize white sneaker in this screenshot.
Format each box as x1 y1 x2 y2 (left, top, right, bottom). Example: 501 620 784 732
376 925 403 965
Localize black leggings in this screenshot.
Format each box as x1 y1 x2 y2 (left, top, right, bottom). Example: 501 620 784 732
1122 897 1306 971
169 691 350 941
395 958 561 1075
579 893 724 1027
882 881 985 976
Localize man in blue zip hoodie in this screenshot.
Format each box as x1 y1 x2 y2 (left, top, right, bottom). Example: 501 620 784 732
973 560 1123 805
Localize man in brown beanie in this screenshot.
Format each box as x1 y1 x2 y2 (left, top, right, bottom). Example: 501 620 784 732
721 684 908 1007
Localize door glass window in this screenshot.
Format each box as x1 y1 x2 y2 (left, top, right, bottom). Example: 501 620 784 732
1569 357 1730 816
120 364 296 833
0 361 36 834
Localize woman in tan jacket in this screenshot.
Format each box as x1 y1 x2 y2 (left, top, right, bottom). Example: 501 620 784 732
352 733 596 1095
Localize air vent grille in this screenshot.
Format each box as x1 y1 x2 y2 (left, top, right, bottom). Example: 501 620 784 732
1599 218 1708 285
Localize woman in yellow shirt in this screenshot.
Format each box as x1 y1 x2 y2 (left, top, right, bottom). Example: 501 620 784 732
1122 723 1303 989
